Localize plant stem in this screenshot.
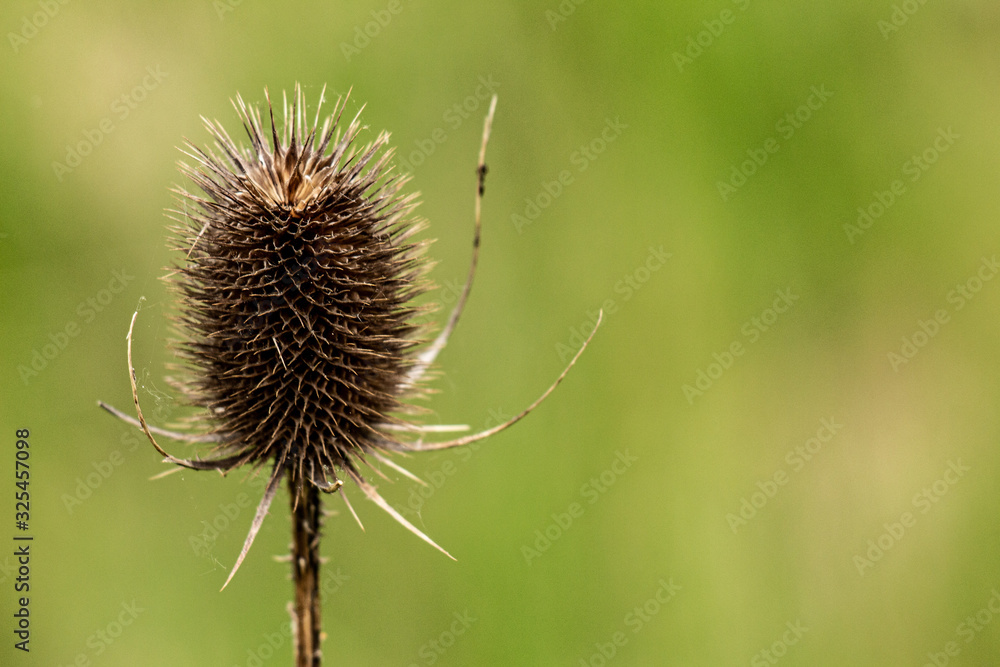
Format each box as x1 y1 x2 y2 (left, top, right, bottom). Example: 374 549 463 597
291 480 322 667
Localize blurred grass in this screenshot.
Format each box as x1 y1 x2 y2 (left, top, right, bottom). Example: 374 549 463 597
3 0 1000 665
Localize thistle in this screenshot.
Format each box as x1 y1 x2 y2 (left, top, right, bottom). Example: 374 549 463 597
99 84 599 666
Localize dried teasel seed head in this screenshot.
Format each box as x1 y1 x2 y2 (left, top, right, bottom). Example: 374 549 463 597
168 84 428 494
99 84 600 592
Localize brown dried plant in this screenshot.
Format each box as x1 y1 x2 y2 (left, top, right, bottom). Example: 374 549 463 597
99 84 600 666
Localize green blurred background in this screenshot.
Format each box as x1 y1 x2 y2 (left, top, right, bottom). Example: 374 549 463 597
3 0 1000 665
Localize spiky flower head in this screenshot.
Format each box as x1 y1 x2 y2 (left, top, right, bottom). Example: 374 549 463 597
96 84 598 666
100 84 595 595
170 84 428 496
